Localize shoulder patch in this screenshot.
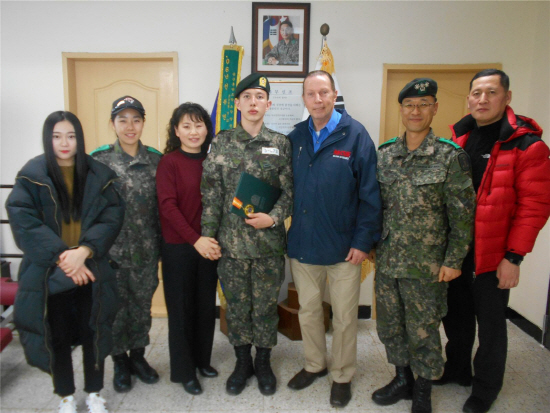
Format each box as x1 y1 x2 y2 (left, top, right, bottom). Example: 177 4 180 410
458 152 471 171
378 137 398 149
89 144 112 156
146 146 163 156
438 138 462 150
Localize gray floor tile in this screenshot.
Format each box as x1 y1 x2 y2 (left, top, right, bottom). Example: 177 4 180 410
2 318 550 413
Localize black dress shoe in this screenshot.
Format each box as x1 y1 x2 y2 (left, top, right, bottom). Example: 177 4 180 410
198 366 219 378
330 382 352 408
463 395 493 413
287 368 328 390
112 353 132 393
183 378 203 395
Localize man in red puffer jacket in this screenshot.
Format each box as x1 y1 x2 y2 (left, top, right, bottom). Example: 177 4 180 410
435 69 550 413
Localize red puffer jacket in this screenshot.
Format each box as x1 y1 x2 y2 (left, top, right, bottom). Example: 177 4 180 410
451 106 550 275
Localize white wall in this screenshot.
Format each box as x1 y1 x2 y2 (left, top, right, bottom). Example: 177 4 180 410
508 1 550 329
2 1 549 324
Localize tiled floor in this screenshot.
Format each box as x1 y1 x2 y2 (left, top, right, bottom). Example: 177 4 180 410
1 318 549 412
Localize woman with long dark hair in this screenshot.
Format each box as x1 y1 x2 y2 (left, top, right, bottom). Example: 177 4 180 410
156 102 220 395
6 111 124 413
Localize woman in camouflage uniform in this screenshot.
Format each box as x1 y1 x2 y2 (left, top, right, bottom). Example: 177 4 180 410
90 96 162 393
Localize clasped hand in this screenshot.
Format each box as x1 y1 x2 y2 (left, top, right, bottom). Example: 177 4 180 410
194 236 222 261
58 246 95 286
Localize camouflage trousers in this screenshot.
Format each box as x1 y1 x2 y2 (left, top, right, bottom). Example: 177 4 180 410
111 261 159 355
375 272 447 380
218 256 285 348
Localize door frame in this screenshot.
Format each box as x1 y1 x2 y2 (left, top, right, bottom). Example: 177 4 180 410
62 52 179 317
62 52 179 113
379 63 502 146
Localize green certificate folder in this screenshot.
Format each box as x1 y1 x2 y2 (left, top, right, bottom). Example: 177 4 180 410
230 172 282 218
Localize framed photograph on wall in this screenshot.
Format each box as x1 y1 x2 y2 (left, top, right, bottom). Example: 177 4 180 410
252 2 310 77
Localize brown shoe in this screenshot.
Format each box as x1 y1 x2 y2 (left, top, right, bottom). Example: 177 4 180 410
330 381 352 408
287 368 328 390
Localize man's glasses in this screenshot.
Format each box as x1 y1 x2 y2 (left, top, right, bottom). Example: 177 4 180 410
401 103 435 111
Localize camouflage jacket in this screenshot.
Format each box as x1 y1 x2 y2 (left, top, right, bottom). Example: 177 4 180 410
376 130 475 280
201 124 293 259
91 140 162 267
265 39 299 65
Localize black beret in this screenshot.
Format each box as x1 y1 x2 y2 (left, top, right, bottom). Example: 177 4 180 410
111 96 145 117
398 78 438 103
235 73 270 98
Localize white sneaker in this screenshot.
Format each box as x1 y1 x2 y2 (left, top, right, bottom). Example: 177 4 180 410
58 395 77 413
86 393 109 413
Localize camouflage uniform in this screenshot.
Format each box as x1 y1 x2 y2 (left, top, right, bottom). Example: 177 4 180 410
201 124 293 347
375 130 475 379
91 140 162 355
265 39 299 65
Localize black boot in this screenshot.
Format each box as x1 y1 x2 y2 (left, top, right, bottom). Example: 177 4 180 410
226 344 254 395
112 353 132 393
372 365 415 406
129 347 160 384
412 376 432 413
254 347 276 395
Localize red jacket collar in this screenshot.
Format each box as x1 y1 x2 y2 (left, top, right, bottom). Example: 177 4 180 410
450 106 542 147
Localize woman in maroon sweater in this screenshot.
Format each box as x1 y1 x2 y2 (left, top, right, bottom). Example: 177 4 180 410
156 103 221 395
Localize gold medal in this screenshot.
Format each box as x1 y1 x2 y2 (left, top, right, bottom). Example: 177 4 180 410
243 204 255 216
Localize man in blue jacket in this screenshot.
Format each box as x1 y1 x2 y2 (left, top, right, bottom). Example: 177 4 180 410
286 70 381 408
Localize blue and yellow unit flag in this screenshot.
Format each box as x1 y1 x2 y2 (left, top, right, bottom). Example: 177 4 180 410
212 27 244 135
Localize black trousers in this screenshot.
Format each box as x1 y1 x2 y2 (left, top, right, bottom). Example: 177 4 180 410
441 249 510 403
161 241 218 383
47 283 104 397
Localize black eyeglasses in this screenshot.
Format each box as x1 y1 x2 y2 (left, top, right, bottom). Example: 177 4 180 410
401 103 435 111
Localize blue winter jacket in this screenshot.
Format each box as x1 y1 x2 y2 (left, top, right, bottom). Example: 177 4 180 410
287 109 381 265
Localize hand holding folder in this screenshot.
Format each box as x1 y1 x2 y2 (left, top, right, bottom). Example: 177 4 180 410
230 172 282 218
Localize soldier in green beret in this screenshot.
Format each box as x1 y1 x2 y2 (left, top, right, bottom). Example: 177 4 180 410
372 78 476 413
201 73 293 396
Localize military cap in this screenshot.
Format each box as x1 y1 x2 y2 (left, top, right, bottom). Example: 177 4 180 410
111 96 146 117
235 73 270 98
398 78 438 103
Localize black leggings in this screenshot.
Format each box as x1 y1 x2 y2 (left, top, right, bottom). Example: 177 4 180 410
47 283 104 397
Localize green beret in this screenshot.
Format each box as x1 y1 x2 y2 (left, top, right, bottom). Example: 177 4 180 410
235 73 270 98
398 78 438 103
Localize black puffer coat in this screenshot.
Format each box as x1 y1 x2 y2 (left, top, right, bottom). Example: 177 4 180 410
5 154 125 373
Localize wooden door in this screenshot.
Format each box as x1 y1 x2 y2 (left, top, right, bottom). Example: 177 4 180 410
380 64 502 145
63 53 179 317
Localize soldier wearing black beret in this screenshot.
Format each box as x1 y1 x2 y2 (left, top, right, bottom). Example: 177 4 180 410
201 73 292 396
398 78 438 103
372 77 475 413
234 72 271 98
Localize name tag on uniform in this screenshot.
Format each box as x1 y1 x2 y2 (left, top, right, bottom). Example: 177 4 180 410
262 147 279 156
